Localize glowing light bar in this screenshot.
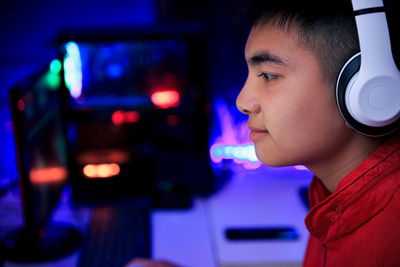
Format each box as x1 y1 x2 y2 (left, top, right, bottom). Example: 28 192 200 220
63 42 82 99
111 110 140 126
151 90 180 109
210 99 310 171
210 143 259 163
83 163 120 178
29 167 68 183
210 99 261 169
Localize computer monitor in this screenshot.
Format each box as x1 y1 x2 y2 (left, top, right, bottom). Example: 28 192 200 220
2 63 81 262
58 25 215 206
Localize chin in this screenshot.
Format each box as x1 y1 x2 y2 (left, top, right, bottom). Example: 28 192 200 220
255 150 299 168
261 160 292 168
256 153 290 167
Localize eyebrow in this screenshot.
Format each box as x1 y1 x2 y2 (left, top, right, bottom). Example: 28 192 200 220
246 51 287 66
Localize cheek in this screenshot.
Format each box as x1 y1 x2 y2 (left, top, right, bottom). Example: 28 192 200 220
265 87 347 161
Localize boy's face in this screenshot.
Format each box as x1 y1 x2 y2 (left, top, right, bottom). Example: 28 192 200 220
236 23 354 168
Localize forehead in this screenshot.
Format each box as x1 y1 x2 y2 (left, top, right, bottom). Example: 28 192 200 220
245 23 302 65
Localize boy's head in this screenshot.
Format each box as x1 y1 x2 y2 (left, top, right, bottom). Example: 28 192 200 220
238 0 359 87
235 0 392 177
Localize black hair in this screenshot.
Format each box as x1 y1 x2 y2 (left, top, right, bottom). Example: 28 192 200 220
237 0 396 87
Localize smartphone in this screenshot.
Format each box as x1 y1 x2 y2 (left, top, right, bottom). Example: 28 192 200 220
225 227 298 241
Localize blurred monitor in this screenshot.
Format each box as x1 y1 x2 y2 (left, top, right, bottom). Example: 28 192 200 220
2 64 81 263
58 25 214 206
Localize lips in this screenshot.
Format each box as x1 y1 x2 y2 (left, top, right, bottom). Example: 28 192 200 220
248 126 269 141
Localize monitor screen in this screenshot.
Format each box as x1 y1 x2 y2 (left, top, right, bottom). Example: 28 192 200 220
4 63 81 263
9 64 68 235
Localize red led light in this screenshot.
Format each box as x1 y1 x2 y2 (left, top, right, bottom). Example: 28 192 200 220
124 111 140 123
112 110 124 126
18 99 25 111
151 90 180 109
112 110 140 126
83 163 120 179
29 167 68 183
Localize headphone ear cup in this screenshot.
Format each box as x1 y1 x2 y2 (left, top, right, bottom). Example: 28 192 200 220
336 53 400 136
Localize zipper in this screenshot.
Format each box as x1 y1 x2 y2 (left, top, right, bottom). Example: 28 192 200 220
322 243 327 267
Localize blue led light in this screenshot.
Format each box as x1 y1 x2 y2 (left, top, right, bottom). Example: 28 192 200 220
209 99 309 171
63 42 82 99
211 144 259 163
106 62 124 79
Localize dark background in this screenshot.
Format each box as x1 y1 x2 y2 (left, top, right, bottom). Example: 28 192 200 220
0 0 250 186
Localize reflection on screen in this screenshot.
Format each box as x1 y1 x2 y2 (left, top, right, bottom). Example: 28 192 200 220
10 63 69 234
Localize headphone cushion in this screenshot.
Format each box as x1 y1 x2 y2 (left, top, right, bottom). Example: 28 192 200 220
336 54 400 136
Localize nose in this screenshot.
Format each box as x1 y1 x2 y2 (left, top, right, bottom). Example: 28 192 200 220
236 78 261 115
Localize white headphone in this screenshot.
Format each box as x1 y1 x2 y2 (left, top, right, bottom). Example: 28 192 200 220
336 0 400 136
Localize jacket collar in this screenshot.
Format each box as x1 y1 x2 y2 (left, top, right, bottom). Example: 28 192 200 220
305 134 400 243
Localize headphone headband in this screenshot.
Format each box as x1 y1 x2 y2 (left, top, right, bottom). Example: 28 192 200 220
351 0 383 11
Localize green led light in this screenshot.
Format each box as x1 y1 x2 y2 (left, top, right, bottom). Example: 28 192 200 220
46 72 61 89
50 59 62 74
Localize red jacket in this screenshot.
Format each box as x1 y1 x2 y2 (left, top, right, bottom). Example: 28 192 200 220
303 135 400 267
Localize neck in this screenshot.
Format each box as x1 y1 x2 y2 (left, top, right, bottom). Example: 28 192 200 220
306 134 383 193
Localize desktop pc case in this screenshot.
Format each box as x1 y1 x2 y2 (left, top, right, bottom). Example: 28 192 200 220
57 25 215 206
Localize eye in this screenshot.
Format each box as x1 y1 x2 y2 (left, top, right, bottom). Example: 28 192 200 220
257 72 278 81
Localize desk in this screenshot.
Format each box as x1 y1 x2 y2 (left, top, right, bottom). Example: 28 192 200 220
0 166 312 267
152 166 312 267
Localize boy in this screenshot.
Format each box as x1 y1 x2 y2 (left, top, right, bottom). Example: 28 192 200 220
128 0 400 266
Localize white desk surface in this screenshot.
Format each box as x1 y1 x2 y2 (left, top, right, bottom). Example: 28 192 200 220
152 166 313 267
1 166 313 267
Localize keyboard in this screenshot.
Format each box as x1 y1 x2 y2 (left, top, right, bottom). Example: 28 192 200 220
78 200 151 267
